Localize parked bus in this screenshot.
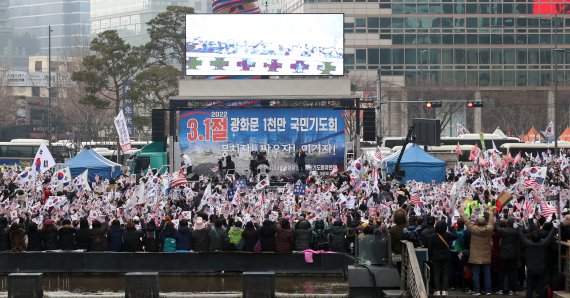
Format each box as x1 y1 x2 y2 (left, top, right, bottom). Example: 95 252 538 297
500 142 570 157
0 139 74 166
81 141 151 151
380 134 521 150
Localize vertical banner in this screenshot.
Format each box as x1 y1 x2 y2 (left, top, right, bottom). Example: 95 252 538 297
121 99 135 137
179 108 345 176
114 110 132 152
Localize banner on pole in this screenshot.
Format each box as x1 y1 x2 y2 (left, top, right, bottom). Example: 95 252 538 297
114 110 132 152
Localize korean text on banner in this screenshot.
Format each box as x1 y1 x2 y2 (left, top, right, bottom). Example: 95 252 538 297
114 110 132 152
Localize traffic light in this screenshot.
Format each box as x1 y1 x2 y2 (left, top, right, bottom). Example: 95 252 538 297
424 101 442 109
467 100 484 108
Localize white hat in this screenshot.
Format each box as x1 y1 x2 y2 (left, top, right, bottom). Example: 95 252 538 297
133 216 140 222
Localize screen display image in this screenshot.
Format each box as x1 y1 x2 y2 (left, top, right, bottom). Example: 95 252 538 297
533 0 570 14
185 14 344 76
179 108 346 176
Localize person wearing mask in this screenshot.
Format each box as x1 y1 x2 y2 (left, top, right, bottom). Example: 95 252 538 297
275 219 294 253
428 220 457 296
209 219 229 252
123 220 143 252
58 219 76 250
518 228 556 298
294 216 312 251
192 217 211 252
176 219 193 252
75 219 91 250
495 217 520 295
459 206 495 296
41 219 59 250
241 221 258 252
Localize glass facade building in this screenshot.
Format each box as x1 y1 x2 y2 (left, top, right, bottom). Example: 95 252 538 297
8 0 90 58
282 0 570 88
91 0 190 46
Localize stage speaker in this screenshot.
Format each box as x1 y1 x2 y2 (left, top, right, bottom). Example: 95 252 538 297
151 109 166 142
412 118 441 146
363 109 376 142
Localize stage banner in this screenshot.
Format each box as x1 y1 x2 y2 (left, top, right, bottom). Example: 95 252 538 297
179 108 345 176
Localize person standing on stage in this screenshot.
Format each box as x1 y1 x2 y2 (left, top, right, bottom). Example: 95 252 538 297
182 154 192 176
294 147 306 175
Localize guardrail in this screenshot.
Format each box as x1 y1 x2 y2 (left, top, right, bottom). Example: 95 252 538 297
560 241 570 292
400 240 428 298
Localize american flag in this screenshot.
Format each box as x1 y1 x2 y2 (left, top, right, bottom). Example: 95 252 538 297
539 202 556 217
330 165 338 176
374 150 382 160
524 179 542 190
409 193 421 205
211 165 219 173
293 181 306 196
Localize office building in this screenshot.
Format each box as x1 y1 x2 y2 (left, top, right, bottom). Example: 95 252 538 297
8 0 90 69
91 0 190 46
282 0 570 137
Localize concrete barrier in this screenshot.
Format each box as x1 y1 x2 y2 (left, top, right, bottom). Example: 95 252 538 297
7 273 43 298
125 272 159 298
243 272 275 298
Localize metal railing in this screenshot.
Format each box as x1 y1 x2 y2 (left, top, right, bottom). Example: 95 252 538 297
400 240 428 298
560 240 570 292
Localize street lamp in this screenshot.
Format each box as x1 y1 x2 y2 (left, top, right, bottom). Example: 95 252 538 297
48 25 53 145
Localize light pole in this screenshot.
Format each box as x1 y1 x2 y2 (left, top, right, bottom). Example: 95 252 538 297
376 69 382 145
553 14 561 155
48 25 53 145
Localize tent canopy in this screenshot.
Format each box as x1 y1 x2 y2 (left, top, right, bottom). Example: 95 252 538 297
383 144 446 183
522 126 544 142
64 149 122 181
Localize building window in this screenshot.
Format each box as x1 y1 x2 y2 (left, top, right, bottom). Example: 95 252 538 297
32 87 40 97
35 61 42 71
356 49 366 64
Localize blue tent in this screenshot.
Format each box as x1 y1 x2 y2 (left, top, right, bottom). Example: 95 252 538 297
384 144 446 183
64 149 121 181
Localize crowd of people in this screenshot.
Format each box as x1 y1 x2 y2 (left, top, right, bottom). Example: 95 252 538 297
0 145 569 298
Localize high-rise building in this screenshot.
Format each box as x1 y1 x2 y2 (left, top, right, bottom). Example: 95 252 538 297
282 1 570 137
189 0 213 13
0 1 12 67
8 0 90 69
91 0 190 46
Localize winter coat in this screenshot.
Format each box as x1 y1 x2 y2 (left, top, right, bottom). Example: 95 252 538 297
158 226 177 252
0 224 10 251
175 226 193 251
428 231 457 261
26 224 42 251
420 227 436 247
294 220 312 251
462 209 495 264
518 228 555 274
41 225 59 250
242 227 258 252
228 227 243 246
209 227 229 251
328 225 346 253
107 225 124 252
143 224 159 252
389 209 408 254
75 227 91 250
89 223 108 251
123 229 143 252
258 225 276 251
58 225 76 250
9 228 26 252
275 226 294 253
496 225 520 260
191 226 211 252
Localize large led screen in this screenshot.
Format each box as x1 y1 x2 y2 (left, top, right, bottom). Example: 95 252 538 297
533 0 570 14
185 14 344 76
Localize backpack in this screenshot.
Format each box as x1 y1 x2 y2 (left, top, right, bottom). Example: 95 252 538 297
313 231 329 250
163 237 177 252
